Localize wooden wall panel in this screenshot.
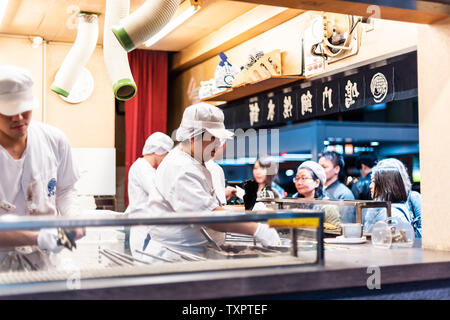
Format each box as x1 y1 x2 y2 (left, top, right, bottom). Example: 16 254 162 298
417 17 450 251
171 7 305 72
232 0 449 24
0 36 115 148
45 42 115 148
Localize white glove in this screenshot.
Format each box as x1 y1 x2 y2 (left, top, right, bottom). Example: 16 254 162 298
253 223 281 247
252 202 268 211
37 229 64 253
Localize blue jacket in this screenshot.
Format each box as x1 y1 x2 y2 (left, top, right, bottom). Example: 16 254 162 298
407 191 422 237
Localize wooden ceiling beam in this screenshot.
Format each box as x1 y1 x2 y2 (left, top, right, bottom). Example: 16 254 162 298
170 5 305 73
231 0 449 25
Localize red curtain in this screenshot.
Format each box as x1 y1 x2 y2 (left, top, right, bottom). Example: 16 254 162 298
124 50 168 206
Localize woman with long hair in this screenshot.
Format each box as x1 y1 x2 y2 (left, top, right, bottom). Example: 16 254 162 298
253 156 281 199
376 158 422 237
364 165 416 234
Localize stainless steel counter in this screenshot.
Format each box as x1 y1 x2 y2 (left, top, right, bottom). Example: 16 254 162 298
1 240 449 299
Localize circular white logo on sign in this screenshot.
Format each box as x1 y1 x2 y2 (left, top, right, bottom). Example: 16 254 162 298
370 72 388 103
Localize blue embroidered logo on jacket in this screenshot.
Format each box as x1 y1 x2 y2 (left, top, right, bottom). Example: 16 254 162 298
48 178 57 197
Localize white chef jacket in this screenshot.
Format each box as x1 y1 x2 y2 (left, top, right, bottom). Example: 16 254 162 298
205 160 227 206
142 148 221 260
126 158 156 213
125 158 156 256
0 121 79 271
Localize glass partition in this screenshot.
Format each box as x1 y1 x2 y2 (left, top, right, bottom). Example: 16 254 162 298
256 198 391 236
0 210 324 297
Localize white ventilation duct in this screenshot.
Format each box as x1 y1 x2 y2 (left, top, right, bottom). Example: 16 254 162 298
104 0 137 100
51 13 99 97
112 0 180 52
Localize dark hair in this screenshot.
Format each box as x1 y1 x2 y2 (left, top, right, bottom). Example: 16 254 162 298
296 167 324 199
356 151 378 169
319 151 344 169
319 150 346 183
254 156 278 187
372 166 407 202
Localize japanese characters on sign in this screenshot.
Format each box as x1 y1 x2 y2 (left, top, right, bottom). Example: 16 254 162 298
279 87 297 122
248 96 261 127
264 92 279 125
258 92 280 127
317 80 339 116
297 83 316 120
267 98 276 121
220 52 417 130
300 90 313 115
339 73 365 112
344 80 360 108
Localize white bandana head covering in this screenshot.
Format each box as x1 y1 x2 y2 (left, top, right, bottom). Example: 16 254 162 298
0 65 38 116
142 132 174 156
175 102 234 142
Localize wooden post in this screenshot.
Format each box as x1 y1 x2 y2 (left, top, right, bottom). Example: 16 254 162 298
417 17 450 250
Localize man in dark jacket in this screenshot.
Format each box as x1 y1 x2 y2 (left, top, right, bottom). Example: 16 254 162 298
352 151 378 200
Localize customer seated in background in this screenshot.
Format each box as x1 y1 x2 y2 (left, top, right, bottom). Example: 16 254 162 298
364 165 415 234
319 151 355 222
376 158 422 238
253 156 282 199
352 151 378 200
292 161 340 228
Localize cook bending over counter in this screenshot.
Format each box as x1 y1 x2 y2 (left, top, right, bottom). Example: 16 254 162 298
134 103 280 262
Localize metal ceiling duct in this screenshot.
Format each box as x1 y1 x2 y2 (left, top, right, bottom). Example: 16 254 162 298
51 12 99 97
104 0 137 101
112 0 180 52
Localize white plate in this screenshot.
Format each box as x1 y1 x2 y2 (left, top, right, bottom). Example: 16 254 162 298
324 235 367 244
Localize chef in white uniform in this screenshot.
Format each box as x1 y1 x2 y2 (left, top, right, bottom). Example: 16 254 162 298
0 65 84 271
205 140 236 206
140 102 280 262
125 132 173 256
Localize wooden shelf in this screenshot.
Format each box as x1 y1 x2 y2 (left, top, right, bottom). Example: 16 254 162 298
201 75 305 103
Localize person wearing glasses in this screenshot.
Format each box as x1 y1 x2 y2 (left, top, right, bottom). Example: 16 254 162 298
292 161 340 228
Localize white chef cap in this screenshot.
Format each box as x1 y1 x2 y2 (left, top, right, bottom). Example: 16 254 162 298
0 65 38 116
175 102 234 142
142 132 174 156
297 161 327 186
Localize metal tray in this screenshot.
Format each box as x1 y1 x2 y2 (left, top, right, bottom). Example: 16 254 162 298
205 245 289 260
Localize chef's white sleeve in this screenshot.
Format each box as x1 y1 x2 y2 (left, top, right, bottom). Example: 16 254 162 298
127 165 141 206
56 184 82 217
56 132 80 190
167 171 219 213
